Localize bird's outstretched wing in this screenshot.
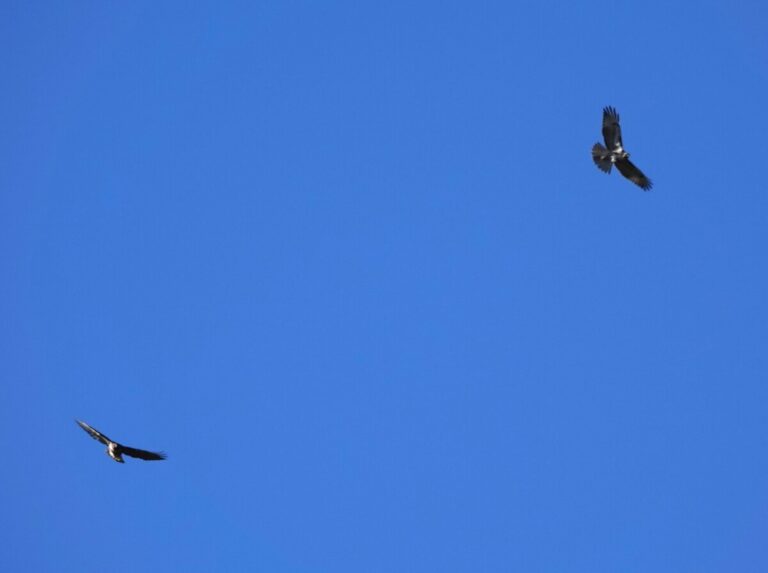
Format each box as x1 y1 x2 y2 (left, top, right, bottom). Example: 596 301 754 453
121 446 167 461
602 106 623 151
76 420 112 445
615 158 653 191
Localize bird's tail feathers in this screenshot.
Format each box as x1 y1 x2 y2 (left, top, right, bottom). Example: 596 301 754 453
591 143 612 173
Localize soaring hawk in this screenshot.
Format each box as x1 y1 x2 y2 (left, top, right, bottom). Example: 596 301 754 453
76 420 167 463
592 106 652 191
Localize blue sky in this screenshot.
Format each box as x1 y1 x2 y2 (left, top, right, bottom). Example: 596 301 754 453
2 1 768 571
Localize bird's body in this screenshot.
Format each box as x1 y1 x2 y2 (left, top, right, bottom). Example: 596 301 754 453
76 420 166 463
107 441 124 463
592 106 652 191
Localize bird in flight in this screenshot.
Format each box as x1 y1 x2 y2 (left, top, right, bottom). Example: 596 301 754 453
76 420 167 463
592 106 652 191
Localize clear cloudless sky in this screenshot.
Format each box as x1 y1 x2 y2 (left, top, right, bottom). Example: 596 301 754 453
2 1 768 571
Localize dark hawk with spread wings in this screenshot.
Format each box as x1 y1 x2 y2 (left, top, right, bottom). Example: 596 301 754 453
76 420 167 463
592 106 652 191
